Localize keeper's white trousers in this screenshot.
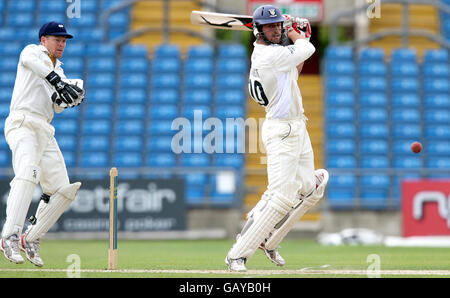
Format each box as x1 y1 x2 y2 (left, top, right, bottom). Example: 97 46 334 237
2 112 69 238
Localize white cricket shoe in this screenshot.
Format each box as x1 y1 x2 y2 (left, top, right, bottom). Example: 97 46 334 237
225 256 247 272
20 234 43 267
314 169 329 197
0 234 24 264
259 242 285 266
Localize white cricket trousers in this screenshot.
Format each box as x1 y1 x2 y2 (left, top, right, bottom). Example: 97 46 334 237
2 112 70 238
262 116 316 202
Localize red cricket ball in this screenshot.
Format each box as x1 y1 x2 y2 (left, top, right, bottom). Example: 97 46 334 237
411 142 422 153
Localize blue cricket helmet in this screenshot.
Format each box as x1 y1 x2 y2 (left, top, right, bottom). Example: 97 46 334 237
252 5 286 44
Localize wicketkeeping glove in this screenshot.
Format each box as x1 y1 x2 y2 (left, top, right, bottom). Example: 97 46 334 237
46 71 83 105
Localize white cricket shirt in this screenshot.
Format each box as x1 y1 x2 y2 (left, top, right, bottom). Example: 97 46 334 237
9 44 66 122
248 39 315 119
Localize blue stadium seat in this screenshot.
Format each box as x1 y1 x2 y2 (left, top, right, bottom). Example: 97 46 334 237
360 190 389 210
152 58 181 73
426 141 450 155
182 105 211 119
116 104 146 119
118 88 147 104
146 136 173 152
325 92 354 106
79 152 109 167
422 64 449 77
0 136 9 150
86 44 116 57
39 0 66 12
9 1 36 11
359 92 387 106
393 140 418 154
216 59 247 73
391 78 419 92
326 123 355 138
180 154 210 167
80 135 110 151
146 153 176 167
359 108 388 122
109 12 130 28
37 13 66 26
391 48 417 62
0 104 9 118
83 104 113 119
0 87 12 102
0 58 17 71
115 120 145 135
148 104 178 119
0 43 21 56
391 93 420 107
215 90 246 106
151 73 180 88
424 94 450 107
57 135 77 151
148 120 174 135
184 58 214 73
120 58 149 73
68 13 97 27
425 125 450 139
185 186 206 204
119 73 147 88
76 29 104 42
121 44 148 57
0 72 16 87
182 89 212 104
360 156 389 168
113 136 143 151
184 73 213 89
62 151 76 168
0 150 10 167
213 154 244 168
187 45 214 58
149 89 178 104
7 13 34 27
359 47 384 61
391 108 420 123
53 119 78 134
215 105 245 119
359 139 388 154
326 155 357 168
113 152 143 167
326 188 355 209
424 109 450 123
424 49 449 63
79 0 98 12
325 61 354 75
325 46 353 60
63 43 85 57
327 174 356 188
423 79 450 93
326 139 356 154
154 44 180 58
393 155 422 168
426 157 450 168
361 174 390 188
87 58 116 72
359 77 387 91
392 124 421 138
87 88 114 103
325 107 354 122
218 44 246 59
390 62 419 76
86 73 115 88
325 76 354 91
62 57 84 73
82 119 112 135
358 62 387 76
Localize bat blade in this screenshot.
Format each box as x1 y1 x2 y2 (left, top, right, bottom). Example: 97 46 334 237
191 10 253 31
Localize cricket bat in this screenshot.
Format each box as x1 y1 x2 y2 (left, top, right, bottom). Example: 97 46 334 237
190 10 253 31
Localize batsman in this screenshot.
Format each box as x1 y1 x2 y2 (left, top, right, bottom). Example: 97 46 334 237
226 5 329 272
0 22 85 267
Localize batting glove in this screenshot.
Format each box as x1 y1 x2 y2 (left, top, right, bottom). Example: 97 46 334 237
295 18 312 41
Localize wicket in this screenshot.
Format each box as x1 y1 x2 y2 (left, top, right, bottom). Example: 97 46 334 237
108 167 118 270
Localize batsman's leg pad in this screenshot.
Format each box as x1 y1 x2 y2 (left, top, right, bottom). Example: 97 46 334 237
25 182 81 242
227 192 292 260
265 169 329 250
1 166 40 238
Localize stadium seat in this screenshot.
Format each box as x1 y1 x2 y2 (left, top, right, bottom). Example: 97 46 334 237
390 63 419 76
359 108 388 122
118 88 147 104
391 48 417 62
327 139 356 154
80 135 110 151
423 79 450 93
360 124 388 138
113 152 143 167
83 104 113 119
422 64 449 77
425 140 450 155
218 44 246 59
359 139 388 154
425 125 450 139
215 105 245 119
216 59 247 73
148 104 178 119
424 109 450 124
152 58 181 73
391 93 420 107
360 156 389 168
359 47 385 61
424 94 450 107
182 89 212 104
149 89 178 104
327 174 356 188
151 73 180 88
87 58 116 72
79 152 109 167
213 154 244 168
146 153 177 167
121 44 148 57
57 135 78 151
184 58 214 73
0 103 9 118
146 136 173 152
393 156 422 168
180 154 210 167
0 87 13 102
187 45 214 58
359 92 387 106
392 124 422 138
115 120 145 135
154 44 180 58
424 49 449 63
391 78 419 92
325 61 354 75
326 123 355 138
185 186 206 204
326 155 357 168
360 190 389 210
120 58 149 73
184 73 213 89
359 77 387 91
426 157 450 168
325 76 354 91
119 73 148 88
325 46 353 60
68 13 97 27
7 13 34 27
113 135 143 151
215 90 246 105
325 107 354 122
88 88 115 103
391 109 421 123
182 105 211 119
52 119 78 134
358 62 387 76
148 120 175 135
86 73 115 88
63 43 85 57
82 119 112 135
326 188 355 209
325 92 354 106
116 104 146 119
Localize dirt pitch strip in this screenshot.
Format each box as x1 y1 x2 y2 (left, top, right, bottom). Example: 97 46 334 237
2 268 450 276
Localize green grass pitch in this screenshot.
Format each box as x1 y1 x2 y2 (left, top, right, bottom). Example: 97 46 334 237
1 239 450 278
